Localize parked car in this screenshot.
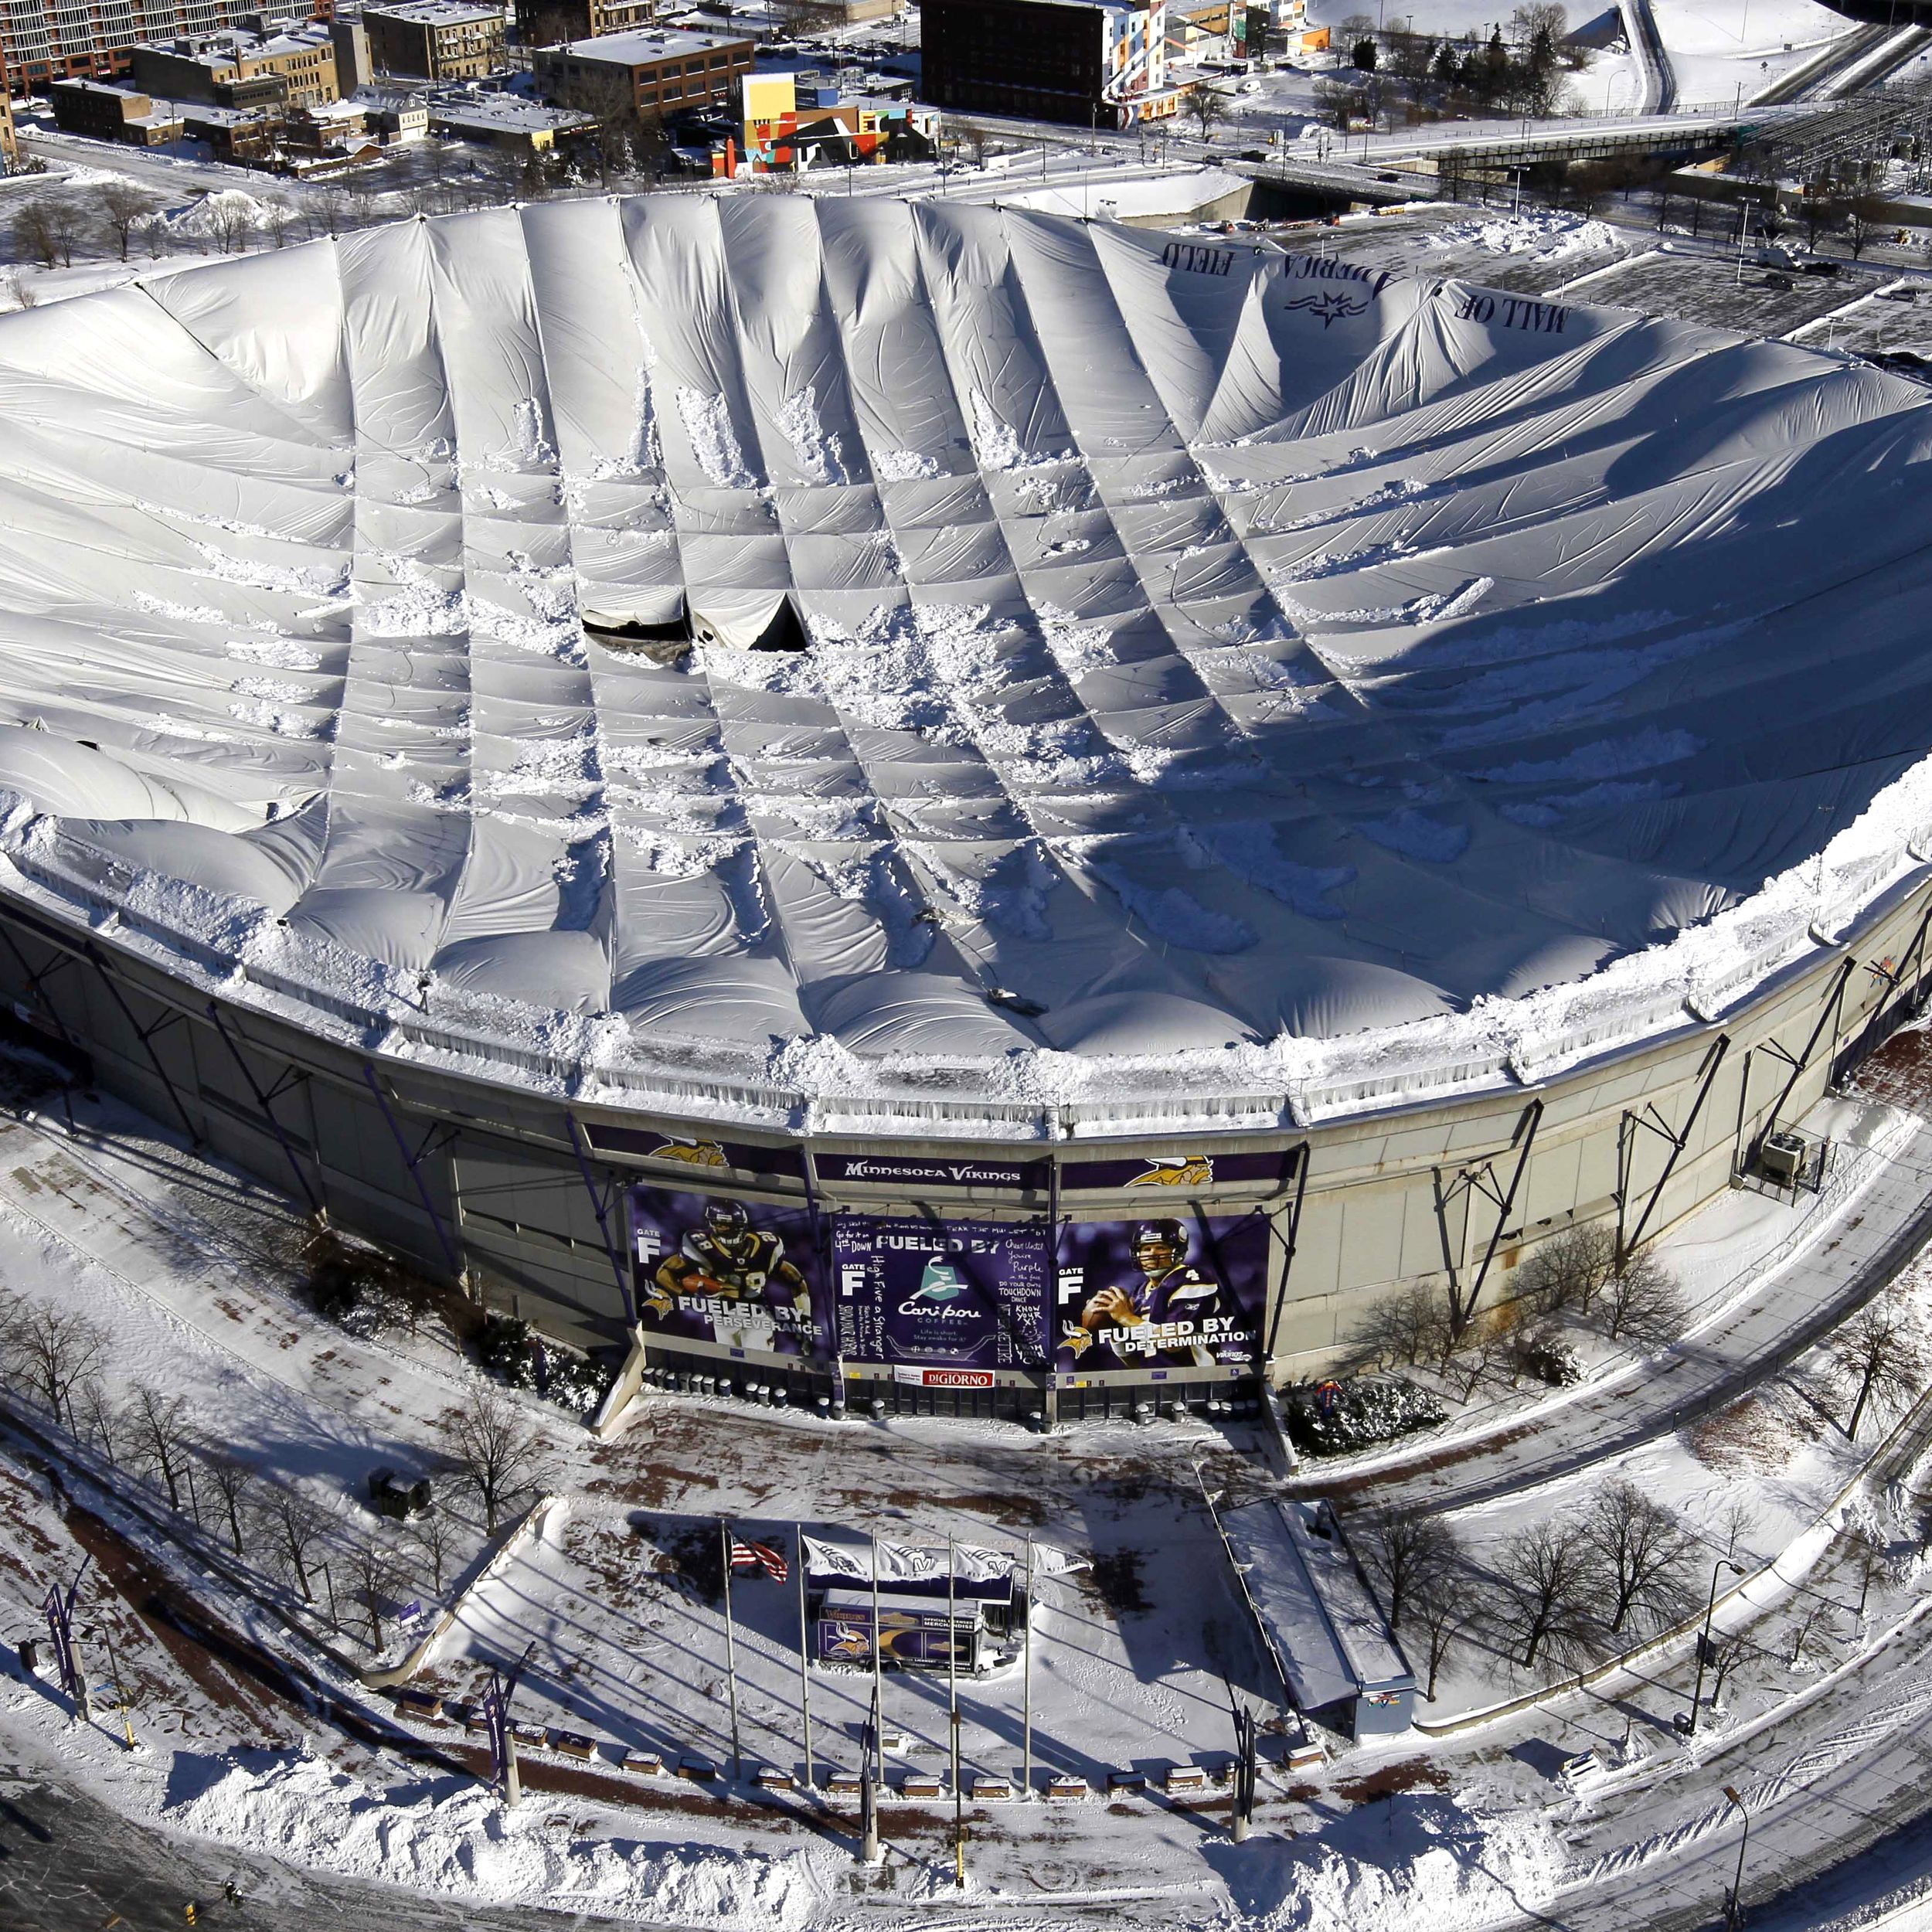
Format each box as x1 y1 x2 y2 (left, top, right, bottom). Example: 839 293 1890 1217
369 1468 434 1520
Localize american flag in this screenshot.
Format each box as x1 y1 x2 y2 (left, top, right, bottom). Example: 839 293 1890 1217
730 1536 789 1583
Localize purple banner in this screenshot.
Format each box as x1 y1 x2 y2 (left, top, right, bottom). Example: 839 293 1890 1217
592 1127 806 1179
630 1186 828 1360
815 1152 1048 1191
832 1216 1049 1369
1060 1149 1295 1191
1052 1211 1270 1372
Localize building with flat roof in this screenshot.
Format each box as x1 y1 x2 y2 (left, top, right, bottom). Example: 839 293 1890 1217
424 88 592 147
364 0 506 80
921 0 1174 126
130 24 340 111
48 76 184 145
534 26 752 116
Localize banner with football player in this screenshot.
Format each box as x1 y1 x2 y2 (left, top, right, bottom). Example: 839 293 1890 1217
1053 1211 1270 1374
832 1215 1049 1370
628 1187 830 1361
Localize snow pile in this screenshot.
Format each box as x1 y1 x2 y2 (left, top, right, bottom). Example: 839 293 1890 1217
1216 1792 1564 1930
158 190 281 241
675 388 758 488
1426 211 1621 260
163 1751 839 1927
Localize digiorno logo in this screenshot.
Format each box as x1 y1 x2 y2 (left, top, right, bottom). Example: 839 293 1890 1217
1129 1153 1214 1188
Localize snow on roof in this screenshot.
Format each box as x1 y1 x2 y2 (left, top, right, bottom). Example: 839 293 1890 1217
365 0 505 22
427 94 594 129
1221 1498 1414 1714
545 26 752 59
0 196 1929 1135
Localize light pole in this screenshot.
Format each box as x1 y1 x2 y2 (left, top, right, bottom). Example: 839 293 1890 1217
1684 1559 1744 1736
1722 1784 1750 1927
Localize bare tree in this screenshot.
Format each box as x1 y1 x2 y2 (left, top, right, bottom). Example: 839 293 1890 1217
1709 1496 1763 1566
440 1385 551 1532
123 1387 196 1512
0 1301 108 1430
1512 1223 1617 1318
205 196 253 256
259 1488 331 1602
73 1376 124 1464
12 199 61 270
1599 1250 1688 1349
1707 1627 1751 1709
1410 1567 1468 1700
96 182 158 262
347 1531 397 1650
1489 1519 1607 1669
1348 1281 1451 1370
258 197 297 250
199 1451 261 1556
1830 1303 1925 1440
1354 1505 1461 1630
1842 193 1887 264
1582 1481 1696 1636
1187 84 1228 144
410 1505 461 1597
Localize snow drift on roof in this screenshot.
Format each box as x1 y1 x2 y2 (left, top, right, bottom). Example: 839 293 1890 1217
0 195 1929 1131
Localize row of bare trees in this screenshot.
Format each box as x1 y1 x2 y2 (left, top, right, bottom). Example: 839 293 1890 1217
1353 1478 1720 1692
0 1287 552 1650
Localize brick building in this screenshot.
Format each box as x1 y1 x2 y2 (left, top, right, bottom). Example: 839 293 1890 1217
364 0 505 80
534 26 751 116
130 23 340 111
513 0 655 52
0 0 259 87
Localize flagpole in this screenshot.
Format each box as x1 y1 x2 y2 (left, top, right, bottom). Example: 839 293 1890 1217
795 1522 814 1789
721 1519 742 1781
1022 1537 1034 1798
949 1533 964 1889
869 1527 883 1753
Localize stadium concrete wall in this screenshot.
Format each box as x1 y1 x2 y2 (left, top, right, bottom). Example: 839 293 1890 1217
0 865 1923 1420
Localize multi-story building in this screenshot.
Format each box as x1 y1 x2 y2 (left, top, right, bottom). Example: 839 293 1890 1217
363 0 505 80
0 50 15 167
921 0 1175 127
533 26 751 117
512 0 654 53
49 73 183 140
0 0 252 88
131 22 340 111
733 69 935 173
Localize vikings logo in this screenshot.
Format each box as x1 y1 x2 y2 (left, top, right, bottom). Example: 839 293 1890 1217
1128 1154 1213 1189
650 1138 728 1168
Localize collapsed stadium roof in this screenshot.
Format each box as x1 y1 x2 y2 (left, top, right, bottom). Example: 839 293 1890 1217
0 195 1929 1136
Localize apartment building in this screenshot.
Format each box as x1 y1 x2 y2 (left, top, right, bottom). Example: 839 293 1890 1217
364 0 505 80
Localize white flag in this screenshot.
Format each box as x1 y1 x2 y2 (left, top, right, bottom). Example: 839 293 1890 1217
801 1536 870 1582
1029 1543 1089 1577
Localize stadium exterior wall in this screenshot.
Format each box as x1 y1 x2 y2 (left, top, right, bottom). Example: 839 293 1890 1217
0 866 1923 1422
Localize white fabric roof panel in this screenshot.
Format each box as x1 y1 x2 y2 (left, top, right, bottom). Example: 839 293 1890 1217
0 195 1929 1121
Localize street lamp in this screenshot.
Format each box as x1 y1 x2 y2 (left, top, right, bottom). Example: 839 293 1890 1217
1722 1784 1750 1928
1683 1558 1744 1736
